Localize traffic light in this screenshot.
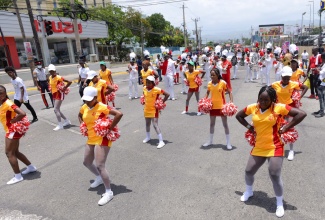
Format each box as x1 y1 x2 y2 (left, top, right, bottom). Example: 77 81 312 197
44 20 53 36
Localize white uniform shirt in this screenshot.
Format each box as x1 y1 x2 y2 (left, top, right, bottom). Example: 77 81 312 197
166 58 176 76
301 52 309 60
128 64 138 80
79 67 89 79
33 68 47 81
11 77 28 101
273 61 283 75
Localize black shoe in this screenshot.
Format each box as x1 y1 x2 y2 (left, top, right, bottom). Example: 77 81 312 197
46 106 50 109
312 110 321 115
31 118 38 123
315 112 324 118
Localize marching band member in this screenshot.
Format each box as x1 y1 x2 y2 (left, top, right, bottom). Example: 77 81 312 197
265 43 274 86
244 51 253 83
165 51 176 100
128 52 139 99
273 55 283 82
180 58 188 94
231 50 239 80
174 57 181 85
259 51 267 84
220 54 232 92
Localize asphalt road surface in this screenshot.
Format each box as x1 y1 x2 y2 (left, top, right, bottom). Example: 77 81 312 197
0 66 324 220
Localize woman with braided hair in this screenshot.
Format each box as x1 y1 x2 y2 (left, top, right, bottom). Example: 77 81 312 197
236 86 306 218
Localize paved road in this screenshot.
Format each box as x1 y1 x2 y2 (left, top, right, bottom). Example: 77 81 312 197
0 66 324 220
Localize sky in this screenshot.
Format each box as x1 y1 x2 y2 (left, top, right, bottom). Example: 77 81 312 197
113 0 324 42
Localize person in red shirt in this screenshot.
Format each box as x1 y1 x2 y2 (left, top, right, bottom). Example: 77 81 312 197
160 54 168 78
220 55 232 91
307 48 322 99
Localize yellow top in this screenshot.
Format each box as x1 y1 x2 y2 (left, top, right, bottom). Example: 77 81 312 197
185 70 200 89
49 75 64 94
141 69 154 86
0 99 17 133
272 81 300 104
89 79 108 104
207 80 227 109
99 69 112 85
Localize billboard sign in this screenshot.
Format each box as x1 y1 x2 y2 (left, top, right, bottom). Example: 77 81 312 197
259 24 284 36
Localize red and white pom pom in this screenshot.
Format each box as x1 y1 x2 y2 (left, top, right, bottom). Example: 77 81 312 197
9 116 30 135
113 84 119 92
221 102 238 117
198 97 212 114
57 82 70 95
280 121 299 144
106 92 116 102
93 117 110 137
155 78 159 86
140 95 145 105
245 130 256 147
106 125 121 141
80 122 88 136
155 97 166 111
48 84 52 91
184 78 189 86
291 90 302 108
195 76 202 86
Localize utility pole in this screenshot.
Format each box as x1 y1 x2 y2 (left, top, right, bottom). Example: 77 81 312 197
71 0 82 59
37 0 50 66
192 18 199 50
198 27 202 50
181 3 187 48
14 0 36 85
26 0 43 62
141 20 144 58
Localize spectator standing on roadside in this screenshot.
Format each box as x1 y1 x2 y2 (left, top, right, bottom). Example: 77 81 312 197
301 50 309 69
307 48 322 99
78 60 89 99
155 54 162 81
137 55 143 85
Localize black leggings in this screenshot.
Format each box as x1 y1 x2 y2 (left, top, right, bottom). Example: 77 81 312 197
309 74 319 96
14 99 37 120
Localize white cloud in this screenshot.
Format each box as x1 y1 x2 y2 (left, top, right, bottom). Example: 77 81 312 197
114 0 321 41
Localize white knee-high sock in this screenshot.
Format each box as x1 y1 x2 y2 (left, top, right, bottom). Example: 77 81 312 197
276 196 283 206
158 133 163 142
246 185 253 193
226 134 230 145
209 133 214 143
146 132 150 139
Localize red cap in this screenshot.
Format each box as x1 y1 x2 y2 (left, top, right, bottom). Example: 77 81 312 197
255 42 259 47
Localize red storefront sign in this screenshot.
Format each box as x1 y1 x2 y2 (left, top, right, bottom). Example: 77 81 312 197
34 20 83 34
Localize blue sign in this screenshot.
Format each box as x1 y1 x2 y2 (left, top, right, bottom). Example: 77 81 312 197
321 0 325 10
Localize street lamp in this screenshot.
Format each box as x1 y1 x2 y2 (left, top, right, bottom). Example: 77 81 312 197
301 12 306 45
309 0 314 28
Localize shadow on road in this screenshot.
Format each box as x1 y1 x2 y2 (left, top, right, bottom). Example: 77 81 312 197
147 139 173 146
89 183 132 196
284 150 302 158
200 144 237 151
23 171 41 181
235 190 297 213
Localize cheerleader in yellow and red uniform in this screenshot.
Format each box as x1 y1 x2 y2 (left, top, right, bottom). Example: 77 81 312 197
181 61 205 115
0 85 37 185
48 64 72 131
290 59 306 83
87 70 114 104
271 66 308 161
78 86 123 206
142 76 169 149
202 69 233 149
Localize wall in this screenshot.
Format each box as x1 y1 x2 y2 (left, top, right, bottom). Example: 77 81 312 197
0 37 20 69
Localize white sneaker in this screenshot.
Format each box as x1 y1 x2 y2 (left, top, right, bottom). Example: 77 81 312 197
202 142 212 147
227 144 233 150
181 111 188 114
22 166 37 175
157 141 165 149
287 150 294 161
240 191 253 202
98 191 114 206
143 137 151 143
134 97 138 99
7 176 24 185
172 98 176 101
276 206 285 218
197 112 202 116
53 124 63 131
90 176 103 188
129 97 132 100
62 119 71 127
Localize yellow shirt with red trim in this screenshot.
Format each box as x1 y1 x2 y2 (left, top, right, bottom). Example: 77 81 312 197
244 103 291 157
89 79 108 104
271 81 300 104
80 102 112 147
291 69 304 82
0 99 18 133
207 80 227 109
141 69 154 86
143 86 164 118
49 75 64 94
185 70 200 89
99 69 112 85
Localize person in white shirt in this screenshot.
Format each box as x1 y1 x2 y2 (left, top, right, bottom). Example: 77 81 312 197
5 66 38 123
192 53 198 69
33 60 53 108
78 59 89 99
155 54 162 81
128 58 139 99
202 53 212 81
244 52 253 82
164 53 176 100
314 52 325 118
265 48 274 86
273 56 283 82
179 58 188 94
301 50 309 69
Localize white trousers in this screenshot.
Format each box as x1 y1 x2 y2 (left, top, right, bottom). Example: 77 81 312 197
180 72 188 93
232 65 238 78
245 67 252 82
164 75 175 98
266 66 272 86
275 73 281 82
129 78 139 97
260 68 266 84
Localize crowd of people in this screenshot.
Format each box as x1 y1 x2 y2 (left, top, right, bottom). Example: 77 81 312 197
2 43 324 217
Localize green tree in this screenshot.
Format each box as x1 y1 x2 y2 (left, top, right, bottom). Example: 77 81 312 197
310 27 323 35
0 0 13 10
206 41 214 47
146 13 168 47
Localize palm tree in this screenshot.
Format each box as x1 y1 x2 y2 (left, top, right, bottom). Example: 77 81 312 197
317 9 325 47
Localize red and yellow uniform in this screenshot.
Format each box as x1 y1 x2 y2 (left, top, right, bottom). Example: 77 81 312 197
0 99 22 139
244 103 291 157
208 80 227 116
272 81 300 105
89 79 108 104
80 102 112 147
141 69 154 86
49 75 65 100
99 69 112 85
143 86 164 118
291 69 304 82
185 70 200 91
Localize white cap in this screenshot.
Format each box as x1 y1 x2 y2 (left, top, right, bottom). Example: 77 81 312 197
146 75 155 82
48 64 56 71
87 70 97 79
81 86 97 101
281 66 293 77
